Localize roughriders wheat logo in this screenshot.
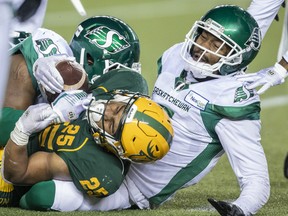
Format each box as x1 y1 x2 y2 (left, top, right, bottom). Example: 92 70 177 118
234 86 255 102
35 38 60 57
85 26 130 54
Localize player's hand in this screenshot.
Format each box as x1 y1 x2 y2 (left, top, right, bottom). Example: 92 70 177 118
236 63 288 95
208 198 245 216
10 103 58 146
33 55 76 94
51 90 91 123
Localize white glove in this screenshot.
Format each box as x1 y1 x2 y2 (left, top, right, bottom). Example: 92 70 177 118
33 55 76 94
10 103 58 146
51 90 91 123
236 63 288 95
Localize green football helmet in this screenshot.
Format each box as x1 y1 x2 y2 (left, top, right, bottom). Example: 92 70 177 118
70 16 141 82
180 5 262 78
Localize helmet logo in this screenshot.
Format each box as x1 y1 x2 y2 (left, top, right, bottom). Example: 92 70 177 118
35 38 60 57
245 27 261 51
85 26 130 54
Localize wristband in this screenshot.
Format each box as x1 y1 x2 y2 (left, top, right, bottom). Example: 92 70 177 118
10 125 29 146
274 62 287 78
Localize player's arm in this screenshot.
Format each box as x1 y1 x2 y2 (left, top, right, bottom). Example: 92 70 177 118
247 0 284 38
236 51 288 94
4 54 36 109
214 118 270 215
3 140 70 185
1 103 68 185
0 54 36 147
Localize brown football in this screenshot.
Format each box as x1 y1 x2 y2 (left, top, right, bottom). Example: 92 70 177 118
46 60 89 103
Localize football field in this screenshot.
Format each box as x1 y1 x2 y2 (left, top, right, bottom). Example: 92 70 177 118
3 0 288 215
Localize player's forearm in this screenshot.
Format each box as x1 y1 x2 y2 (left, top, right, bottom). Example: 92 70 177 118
247 0 284 38
2 138 29 185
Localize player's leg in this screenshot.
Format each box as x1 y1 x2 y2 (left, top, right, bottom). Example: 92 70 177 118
0 147 15 207
20 179 134 211
19 181 56 211
20 180 84 211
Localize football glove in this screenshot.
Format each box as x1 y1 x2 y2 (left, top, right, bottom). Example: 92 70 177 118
208 198 245 216
33 55 76 94
51 90 91 123
235 63 287 95
10 103 58 146
284 153 288 179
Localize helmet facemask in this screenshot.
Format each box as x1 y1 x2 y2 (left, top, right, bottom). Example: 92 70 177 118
87 91 173 163
86 91 146 161
181 19 243 79
180 5 262 79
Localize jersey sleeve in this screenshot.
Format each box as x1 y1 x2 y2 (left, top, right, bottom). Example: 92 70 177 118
215 118 269 214
247 0 284 38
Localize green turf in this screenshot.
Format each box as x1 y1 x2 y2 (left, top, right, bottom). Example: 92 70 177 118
3 0 288 215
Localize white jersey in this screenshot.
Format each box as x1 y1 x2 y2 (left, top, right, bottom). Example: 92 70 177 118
126 44 269 215
51 44 270 216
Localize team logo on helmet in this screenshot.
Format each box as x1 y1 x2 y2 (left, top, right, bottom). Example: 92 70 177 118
244 27 261 51
85 26 130 54
35 38 60 57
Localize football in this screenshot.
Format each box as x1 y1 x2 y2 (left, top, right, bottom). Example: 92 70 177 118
46 60 89 103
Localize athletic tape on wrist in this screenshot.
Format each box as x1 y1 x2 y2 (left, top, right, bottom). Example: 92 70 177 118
10 126 29 146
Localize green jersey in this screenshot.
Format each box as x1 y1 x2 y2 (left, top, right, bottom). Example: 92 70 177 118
27 115 129 198
26 68 148 197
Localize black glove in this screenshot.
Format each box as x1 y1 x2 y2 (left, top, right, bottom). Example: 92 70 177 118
274 1 286 21
284 153 288 179
208 198 245 216
16 0 42 22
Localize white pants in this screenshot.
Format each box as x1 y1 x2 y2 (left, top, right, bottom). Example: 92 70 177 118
51 175 149 212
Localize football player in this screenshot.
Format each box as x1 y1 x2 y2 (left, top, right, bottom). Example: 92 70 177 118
0 16 142 206
2 70 173 197
2 68 173 208
1 15 141 147
17 5 281 215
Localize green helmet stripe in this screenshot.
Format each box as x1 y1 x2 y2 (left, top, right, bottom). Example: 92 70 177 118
135 111 173 146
